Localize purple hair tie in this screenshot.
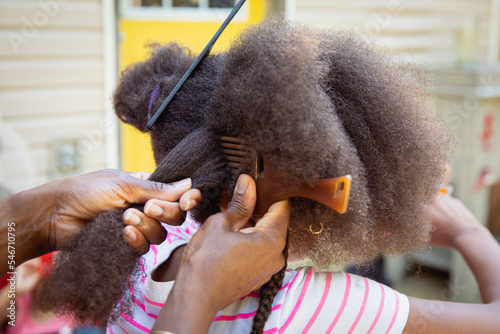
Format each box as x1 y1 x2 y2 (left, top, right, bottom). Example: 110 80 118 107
148 85 161 121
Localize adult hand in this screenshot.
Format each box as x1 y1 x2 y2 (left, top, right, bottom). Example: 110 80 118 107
183 174 289 310
122 172 202 255
44 169 196 252
152 174 290 334
0 169 198 273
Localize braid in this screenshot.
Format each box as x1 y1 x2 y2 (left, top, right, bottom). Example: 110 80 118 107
250 230 289 334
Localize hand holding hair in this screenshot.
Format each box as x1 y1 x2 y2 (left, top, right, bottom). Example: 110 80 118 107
152 174 289 334
0 169 197 276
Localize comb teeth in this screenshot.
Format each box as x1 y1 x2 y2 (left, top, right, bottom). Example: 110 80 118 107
219 136 352 215
219 136 260 179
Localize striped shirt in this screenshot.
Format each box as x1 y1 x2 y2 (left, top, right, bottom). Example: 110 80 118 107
108 215 409 334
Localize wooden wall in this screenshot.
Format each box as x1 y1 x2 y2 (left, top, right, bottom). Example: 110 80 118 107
291 0 495 64
0 0 109 193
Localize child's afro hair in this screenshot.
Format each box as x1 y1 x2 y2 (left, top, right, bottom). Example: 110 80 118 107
35 15 453 330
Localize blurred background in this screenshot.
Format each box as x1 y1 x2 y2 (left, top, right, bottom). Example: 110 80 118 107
0 0 499 318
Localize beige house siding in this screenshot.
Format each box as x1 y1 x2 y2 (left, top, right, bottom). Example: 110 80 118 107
290 0 496 64
0 0 115 195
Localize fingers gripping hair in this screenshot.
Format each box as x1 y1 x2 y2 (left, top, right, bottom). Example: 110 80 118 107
36 15 453 330
34 128 232 325
35 209 139 326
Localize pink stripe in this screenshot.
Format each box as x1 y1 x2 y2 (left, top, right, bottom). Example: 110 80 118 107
284 269 302 295
279 267 315 333
366 284 385 334
166 232 183 240
128 284 144 312
116 321 131 334
138 259 146 284
121 312 150 333
301 272 332 333
279 282 291 292
185 225 190 235
166 233 172 243
138 258 145 271
151 245 158 266
325 273 352 334
131 295 158 320
214 304 282 321
279 280 294 292
144 296 165 307
120 294 157 320
347 278 369 334
187 219 198 231
239 291 261 300
184 216 195 228
263 327 278 334
109 328 115 334
384 291 400 334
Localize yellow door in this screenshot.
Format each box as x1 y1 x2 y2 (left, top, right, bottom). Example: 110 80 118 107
118 0 267 172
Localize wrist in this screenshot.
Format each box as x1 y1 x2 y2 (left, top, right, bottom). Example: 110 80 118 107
452 224 489 250
7 183 58 259
175 264 221 314
154 279 218 334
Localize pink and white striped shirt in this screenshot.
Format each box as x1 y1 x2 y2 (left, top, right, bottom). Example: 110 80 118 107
107 215 409 334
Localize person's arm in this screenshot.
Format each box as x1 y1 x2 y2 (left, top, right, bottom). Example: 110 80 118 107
152 174 289 334
404 196 500 333
0 169 198 275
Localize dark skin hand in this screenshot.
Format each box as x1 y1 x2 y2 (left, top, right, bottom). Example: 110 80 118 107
153 190 500 334
0 169 201 275
152 174 290 334
1 170 288 334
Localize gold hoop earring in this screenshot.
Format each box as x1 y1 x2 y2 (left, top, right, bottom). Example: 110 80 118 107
309 222 324 235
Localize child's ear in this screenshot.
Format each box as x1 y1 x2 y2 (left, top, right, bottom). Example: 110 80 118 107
113 42 194 132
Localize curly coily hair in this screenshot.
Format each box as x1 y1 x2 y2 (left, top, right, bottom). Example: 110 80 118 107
35 16 453 332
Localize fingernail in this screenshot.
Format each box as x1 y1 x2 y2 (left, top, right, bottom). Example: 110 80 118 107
235 176 249 195
185 199 196 211
145 203 164 217
124 211 141 225
124 227 136 242
172 178 191 188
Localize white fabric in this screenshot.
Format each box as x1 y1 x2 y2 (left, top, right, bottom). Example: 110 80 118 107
108 216 409 334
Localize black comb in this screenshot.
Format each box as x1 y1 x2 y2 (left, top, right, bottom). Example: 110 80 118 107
146 0 247 130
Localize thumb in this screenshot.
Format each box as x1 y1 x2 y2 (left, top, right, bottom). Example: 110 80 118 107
254 199 290 237
125 177 192 204
222 174 257 231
